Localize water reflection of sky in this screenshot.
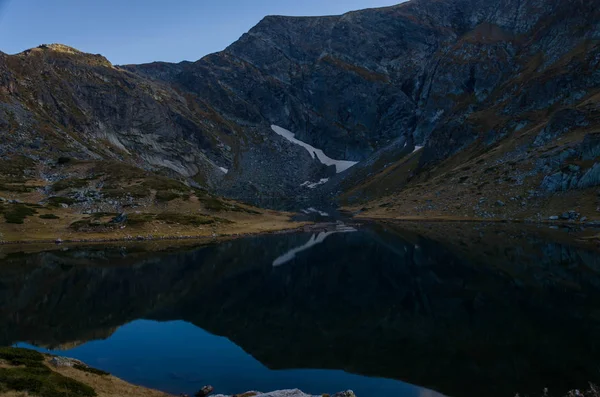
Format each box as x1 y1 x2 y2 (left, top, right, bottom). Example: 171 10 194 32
20 319 436 397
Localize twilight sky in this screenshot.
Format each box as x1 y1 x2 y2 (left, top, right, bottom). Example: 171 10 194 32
0 0 402 65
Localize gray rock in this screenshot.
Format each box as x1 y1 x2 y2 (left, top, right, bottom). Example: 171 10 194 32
212 391 356 397
49 356 84 368
549 216 559 221
578 163 600 189
195 385 214 397
110 213 128 224
561 211 580 220
495 200 505 207
333 392 357 397
533 108 589 147
580 133 600 161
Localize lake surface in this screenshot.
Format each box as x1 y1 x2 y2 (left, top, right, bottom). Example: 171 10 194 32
1 222 600 397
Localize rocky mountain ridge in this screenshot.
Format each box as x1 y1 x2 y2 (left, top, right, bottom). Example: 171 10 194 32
1 0 600 218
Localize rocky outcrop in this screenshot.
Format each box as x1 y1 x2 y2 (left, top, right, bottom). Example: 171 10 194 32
126 0 600 205
212 390 356 397
2 0 600 208
0 45 232 189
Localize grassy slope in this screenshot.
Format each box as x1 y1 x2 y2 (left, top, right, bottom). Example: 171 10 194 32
340 46 600 222
0 347 170 397
0 158 304 243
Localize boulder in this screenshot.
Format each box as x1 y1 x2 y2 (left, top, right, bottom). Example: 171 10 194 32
110 213 128 224
578 163 600 189
533 108 588 147
195 385 215 397
49 356 84 368
211 390 356 397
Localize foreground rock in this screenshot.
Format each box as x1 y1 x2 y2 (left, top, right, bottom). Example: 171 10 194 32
212 391 356 397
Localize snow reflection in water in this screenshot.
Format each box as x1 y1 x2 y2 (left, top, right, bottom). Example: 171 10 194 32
272 223 357 267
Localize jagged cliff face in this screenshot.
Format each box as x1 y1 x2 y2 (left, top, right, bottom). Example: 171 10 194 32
116 0 600 208
0 44 234 183
1 0 599 210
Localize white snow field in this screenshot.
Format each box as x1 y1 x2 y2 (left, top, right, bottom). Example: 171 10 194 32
271 125 358 173
300 178 330 189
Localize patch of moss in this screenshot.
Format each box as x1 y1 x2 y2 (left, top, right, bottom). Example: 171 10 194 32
52 178 89 192
40 214 60 220
92 162 147 182
200 196 230 212
102 185 150 199
156 212 216 226
0 182 32 193
57 157 73 165
0 156 36 180
47 197 76 208
199 195 261 214
68 219 113 231
0 347 45 364
142 176 188 192
90 212 118 219
1 204 38 224
68 220 90 231
73 364 109 377
0 347 96 397
155 190 183 202
0 366 97 397
126 213 156 226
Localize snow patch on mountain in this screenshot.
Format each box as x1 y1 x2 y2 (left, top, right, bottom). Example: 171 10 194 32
300 178 329 189
271 125 358 173
301 207 330 217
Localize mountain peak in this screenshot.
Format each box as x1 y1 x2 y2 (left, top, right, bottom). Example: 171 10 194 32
38 43 82 54
18 43 113 67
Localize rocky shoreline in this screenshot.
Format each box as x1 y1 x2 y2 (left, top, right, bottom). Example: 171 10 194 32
0 347 357 397
210 391 356 397
0 221 363 246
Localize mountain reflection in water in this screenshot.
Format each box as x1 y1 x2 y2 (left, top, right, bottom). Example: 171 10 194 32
1 222 599 397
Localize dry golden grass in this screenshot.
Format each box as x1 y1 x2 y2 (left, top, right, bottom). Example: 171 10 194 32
49 365 171 397
0 355 173 397
0 205 304 244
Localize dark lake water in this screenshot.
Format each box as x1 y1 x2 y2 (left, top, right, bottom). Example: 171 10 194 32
1 221 600 397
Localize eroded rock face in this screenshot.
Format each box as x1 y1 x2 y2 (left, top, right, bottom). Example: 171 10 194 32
0 45 233 188
2 0 600 206
124 0 600 203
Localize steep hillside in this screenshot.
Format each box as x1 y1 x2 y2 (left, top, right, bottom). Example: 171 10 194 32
2 0 600 218
125 0 600 216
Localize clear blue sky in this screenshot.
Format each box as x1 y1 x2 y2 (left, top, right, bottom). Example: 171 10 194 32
0 0 402 65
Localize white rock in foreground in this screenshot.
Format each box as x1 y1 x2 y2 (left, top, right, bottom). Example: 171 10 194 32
271 125 358 173
213 390 356 397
